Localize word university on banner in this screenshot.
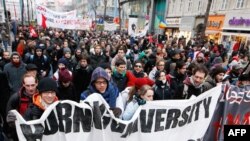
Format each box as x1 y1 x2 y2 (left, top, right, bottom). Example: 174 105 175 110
36 5 91 30
13 86 222 141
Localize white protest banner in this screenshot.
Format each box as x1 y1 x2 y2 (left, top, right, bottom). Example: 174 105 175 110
36 5 91 30
13 86 222 141
104 22 118 31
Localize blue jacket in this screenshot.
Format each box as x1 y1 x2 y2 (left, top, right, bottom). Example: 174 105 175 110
80 67 119 108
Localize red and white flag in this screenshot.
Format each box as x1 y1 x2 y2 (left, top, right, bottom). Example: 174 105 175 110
29 25 38 38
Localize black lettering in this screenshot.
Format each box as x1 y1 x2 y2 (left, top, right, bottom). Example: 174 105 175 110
165 109 181 129
188 104 196 123
203 97 212 118
179 106 191 127
93 101 102 129
20 124 44 141
44 111 58 135
121 119 138 138
102 110 111 129
194 101 202 121
140 109 155 133
155 109 166 132
58 103 72 133
73 107 92 132
111 119 126 133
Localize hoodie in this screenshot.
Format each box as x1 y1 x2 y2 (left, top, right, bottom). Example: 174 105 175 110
80 67 119 108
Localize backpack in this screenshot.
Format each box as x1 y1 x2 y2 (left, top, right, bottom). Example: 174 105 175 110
29 55 48 63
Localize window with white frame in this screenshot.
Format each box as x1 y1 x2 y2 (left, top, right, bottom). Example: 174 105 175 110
187 0 192 12
172 0 175 13
221 0 227 10
211 0 215 10
236 0 244 8
179 0 183 11
198 0 202 11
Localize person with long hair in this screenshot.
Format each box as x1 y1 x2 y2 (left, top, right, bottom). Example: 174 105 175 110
122 85 154 120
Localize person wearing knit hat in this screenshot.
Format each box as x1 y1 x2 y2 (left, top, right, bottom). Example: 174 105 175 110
4 52 27 94
53 58 72 82
135 77 154 90
57 68 77 101
24 77 58 121
80 67 122 117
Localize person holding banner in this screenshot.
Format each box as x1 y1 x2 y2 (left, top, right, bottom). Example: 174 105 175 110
122 85 154 120
180 64 208 99
24 77 58 121
80 67 122 117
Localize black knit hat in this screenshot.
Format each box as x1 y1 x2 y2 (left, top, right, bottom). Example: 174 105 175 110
38 77 58 93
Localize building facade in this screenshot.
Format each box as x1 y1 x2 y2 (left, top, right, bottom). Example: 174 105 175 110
166 0 250 46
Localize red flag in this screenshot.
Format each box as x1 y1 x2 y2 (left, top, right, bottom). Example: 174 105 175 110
41 14 47 29
29 25 38 38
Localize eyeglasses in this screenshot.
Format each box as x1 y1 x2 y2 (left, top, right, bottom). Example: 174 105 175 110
157 64 165 66
95 81 107 85
134 65 142 68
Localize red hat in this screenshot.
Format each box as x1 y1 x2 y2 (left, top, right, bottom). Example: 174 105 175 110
59 68 72 83
135 78 154 89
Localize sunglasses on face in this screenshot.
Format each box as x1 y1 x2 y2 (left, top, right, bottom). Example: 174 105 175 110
134 65 142 68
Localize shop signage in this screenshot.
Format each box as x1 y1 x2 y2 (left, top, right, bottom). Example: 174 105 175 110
207 21 221 28
229 17 250 26
166 18 181 25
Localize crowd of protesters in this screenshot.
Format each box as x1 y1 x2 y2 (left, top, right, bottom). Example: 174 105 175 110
0 24 249 140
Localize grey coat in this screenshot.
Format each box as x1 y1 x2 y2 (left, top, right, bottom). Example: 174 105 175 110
4 62 26 94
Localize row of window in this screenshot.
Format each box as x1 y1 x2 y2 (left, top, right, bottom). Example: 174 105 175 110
170 0 245 14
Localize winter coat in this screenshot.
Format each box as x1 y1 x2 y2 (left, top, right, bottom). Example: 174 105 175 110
112 70 136 92
153 80 172 100
57 82 77 102
148 67 158 81
24 93 58 121
4 62 26 94
26 54 50 78
73 65 93 100
6 87 34 116
122 100 139 120
89 53 107 69
203 75 217 92
0 71 10 120
80 67 119 108
169 71 187 99
181 77 205 99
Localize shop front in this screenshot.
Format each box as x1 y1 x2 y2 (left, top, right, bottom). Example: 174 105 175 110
206 15 225 43
179 16 195 41
222 12 250 54
165 17 181 38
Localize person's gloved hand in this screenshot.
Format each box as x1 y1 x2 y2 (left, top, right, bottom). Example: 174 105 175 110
110 107 122 118
6 111 16 127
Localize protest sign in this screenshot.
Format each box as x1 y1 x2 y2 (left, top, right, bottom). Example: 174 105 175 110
36 5 91 30
14 86 222 141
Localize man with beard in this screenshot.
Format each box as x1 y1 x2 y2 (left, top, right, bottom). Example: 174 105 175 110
0 51 11 71
4 52 26 95
71 48 82 71
178 64 208 99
